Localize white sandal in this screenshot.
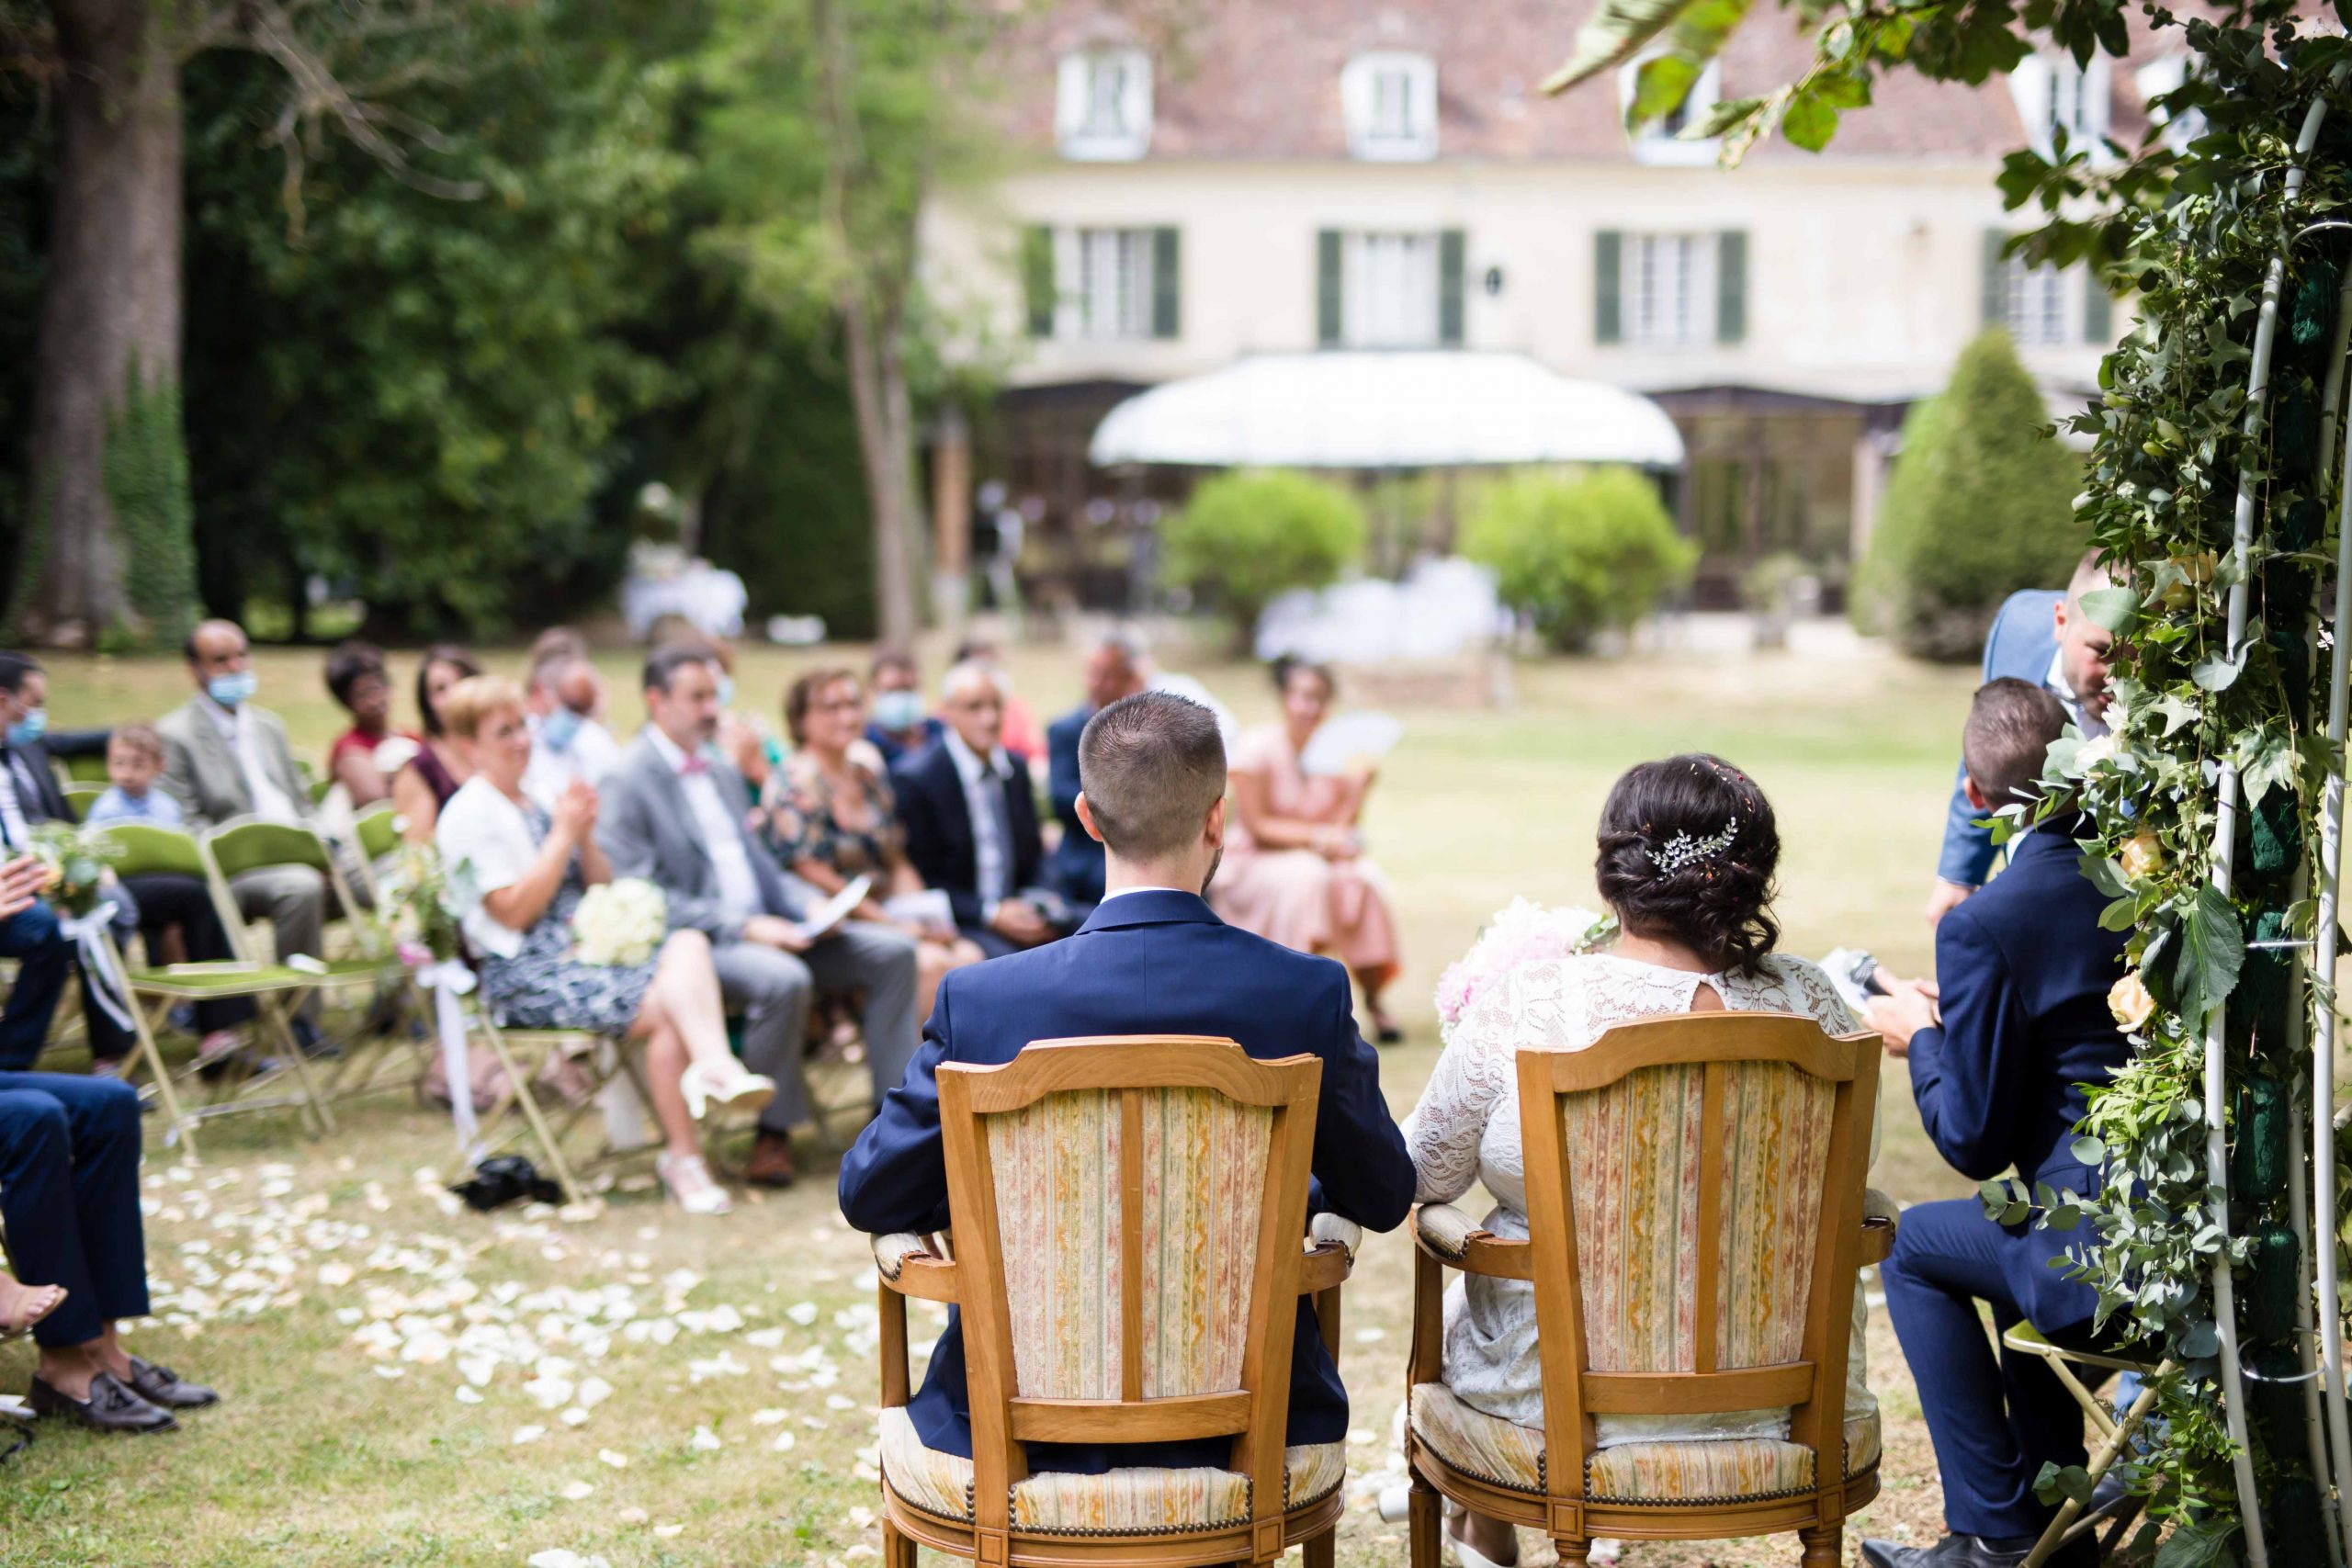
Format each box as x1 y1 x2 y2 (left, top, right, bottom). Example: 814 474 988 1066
656 1152 732 1215
680 1062 776 1122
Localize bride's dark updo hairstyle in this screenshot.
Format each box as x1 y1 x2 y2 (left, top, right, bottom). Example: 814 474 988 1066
1594 753 1781 976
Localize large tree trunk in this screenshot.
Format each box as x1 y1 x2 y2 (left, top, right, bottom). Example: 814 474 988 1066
19 0 185 648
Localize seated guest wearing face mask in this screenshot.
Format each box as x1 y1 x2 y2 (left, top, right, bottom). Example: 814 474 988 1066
863 649 944 769
522 650 624 810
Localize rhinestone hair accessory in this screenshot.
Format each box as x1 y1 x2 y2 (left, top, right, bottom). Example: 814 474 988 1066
1644 816 1740 875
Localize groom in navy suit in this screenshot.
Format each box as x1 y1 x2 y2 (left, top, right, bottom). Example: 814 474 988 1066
1927 552 2119 928
1862 679 2131 1568
840 688 1417 1473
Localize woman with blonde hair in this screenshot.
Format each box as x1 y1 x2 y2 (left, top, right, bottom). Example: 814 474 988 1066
434 675 774 1215
766 667 983 1019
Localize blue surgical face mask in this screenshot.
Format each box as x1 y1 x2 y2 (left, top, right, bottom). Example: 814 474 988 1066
540 706 583 752
715 674 737 711
872 690 925 732
5 707 44 749
208 671 258 709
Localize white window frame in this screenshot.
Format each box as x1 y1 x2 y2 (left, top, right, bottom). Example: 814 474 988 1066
2136 55 2206 152
1056 48 1153 162
1340 51 1439 162
2000 253 2075 348
1623 231 1719 349
1050 227 1158 343
1618 54 1721 166
2008 51 2111 162
1340 231 1442 348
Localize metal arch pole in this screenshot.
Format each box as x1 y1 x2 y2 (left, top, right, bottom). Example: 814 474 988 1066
2205 84 2342 1568
2313 257 2352 1568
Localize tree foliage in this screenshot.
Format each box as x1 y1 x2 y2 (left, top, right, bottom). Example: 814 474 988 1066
1857 329 2085 660
1161 469 1367 649
1462 468 1696 652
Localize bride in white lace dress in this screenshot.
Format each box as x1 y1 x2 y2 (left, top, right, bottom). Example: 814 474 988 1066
1402 756 1877 1566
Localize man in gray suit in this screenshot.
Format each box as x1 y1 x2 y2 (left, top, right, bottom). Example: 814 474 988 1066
155 619 338 1031
597 645 920 1189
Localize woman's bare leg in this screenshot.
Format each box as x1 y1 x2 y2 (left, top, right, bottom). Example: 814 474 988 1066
646 930 738 1070
1449 1510 1519 1566
628 985 704 1158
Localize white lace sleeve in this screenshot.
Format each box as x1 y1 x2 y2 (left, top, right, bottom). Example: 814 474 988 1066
1403 964 1529 1204
1760 955 1881 1171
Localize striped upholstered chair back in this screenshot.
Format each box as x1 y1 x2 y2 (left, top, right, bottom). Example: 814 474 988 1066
1515 1012 1880 1518
935 1037 1325 1555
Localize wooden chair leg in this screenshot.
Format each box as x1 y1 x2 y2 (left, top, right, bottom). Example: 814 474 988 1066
1303 1525 1335 1568
1799 1522 1841 1566
880 1516 917 1568
1406 1470 1441 1568
1553 1538 1590 1568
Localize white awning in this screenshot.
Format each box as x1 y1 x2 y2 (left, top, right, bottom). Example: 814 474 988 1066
1088 352 1686 470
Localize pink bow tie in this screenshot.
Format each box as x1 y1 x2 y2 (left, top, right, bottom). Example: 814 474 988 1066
677 754 709 776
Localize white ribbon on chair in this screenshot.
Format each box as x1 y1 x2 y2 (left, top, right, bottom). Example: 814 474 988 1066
415 959 482 1155
58 897 135 1033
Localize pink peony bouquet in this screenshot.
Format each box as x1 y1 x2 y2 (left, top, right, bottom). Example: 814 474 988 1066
1434 899 1617 1032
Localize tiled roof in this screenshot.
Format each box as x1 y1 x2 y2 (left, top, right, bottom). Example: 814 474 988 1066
992 0 2179 164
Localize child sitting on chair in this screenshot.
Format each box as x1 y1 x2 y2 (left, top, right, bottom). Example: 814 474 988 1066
85 726 183 828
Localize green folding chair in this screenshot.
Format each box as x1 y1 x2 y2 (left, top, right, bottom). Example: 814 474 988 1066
92 823 336 1156
199 818 416 1100
61 752 109 784
348 802 403 895
60 783 105 823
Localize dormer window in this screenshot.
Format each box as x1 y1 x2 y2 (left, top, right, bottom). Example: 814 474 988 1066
1342 51 1438 162
1057 47 1152 162
1618 54 1721 166
2010 52 2111 161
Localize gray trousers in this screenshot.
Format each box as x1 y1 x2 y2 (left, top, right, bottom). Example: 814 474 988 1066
231 865 328 1023
710 921 921 1134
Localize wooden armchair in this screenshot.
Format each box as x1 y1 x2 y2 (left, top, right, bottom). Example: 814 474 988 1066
1402 1012 1889 1568
869 1036 1360 1568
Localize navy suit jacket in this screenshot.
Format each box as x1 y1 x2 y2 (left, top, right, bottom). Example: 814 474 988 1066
838 889 1416 1470
1938 590 2064 886
1042 705 1104 906
1908 823 2128 1333
891 739 1044 931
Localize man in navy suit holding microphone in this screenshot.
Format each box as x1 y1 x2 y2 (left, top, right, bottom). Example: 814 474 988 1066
1926 552 2120 928
840 688 1416 1475
1862 678 2131 1568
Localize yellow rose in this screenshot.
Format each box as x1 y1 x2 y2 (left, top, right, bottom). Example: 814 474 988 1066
2119 830 2165 882
2109 971 2156 1032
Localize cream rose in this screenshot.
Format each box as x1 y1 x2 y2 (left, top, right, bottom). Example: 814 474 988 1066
2075 734 2120 773
2109 971 2156 1032
2119 830 2165 882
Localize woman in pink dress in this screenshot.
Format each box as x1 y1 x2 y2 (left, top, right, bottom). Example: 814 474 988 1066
1214 658 1404 1041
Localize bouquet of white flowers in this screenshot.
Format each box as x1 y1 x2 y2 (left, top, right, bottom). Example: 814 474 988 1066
375 841 462 967
571 878 668 966
30 820 122 919
1434 898 1616 1039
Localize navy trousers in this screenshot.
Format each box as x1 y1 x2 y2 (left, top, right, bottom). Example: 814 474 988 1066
0 1072 148 1348
1880 1197 2110 1540
0 903 77 1071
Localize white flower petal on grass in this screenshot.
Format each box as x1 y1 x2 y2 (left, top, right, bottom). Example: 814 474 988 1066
334 1308 364 1326
560 1482 596 1502
689 1426 723 1451
598 1449 630 1470
617 1507 649 1525
373 1365 405 1380
575 1376 613 1409
746 1327 785 1348
513 1425 548 1445
847 1506 876 1529
526 1552 612 1568
524 1375 575 1410
844 1546 879 1561
455 1387 483 1405
825 1394 856 1412
561 1407 592 1427
771 1431 797 1453
752 1408 790 1426
318 1262 355 1288
653 1524 685 1540
786 1301 820 1326
1353 1327 1386 1344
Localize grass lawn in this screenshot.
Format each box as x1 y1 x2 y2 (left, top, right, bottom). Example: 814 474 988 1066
0 637 1991 1568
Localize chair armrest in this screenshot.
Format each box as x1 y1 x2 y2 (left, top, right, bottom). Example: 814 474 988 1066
1298 1215 1360 1295
1309 1212 1362 1261
1412 1203 1532 1280
1860 1187 1900 1266
873 1232 959 1303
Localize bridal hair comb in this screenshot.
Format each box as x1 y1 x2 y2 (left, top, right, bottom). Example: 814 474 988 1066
1645 817 1740 875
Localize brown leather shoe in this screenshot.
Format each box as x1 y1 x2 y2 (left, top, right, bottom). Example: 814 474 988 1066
128 1356 218 1409
29 1372 176 1433
745 1130 798 1189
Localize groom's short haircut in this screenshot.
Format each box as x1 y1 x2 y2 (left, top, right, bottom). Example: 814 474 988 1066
1963 677 2069 809
1079 691 1227 860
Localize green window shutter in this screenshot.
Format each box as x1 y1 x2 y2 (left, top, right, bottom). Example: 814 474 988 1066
1438 229 1467 347
1317 230 1344 347
2082 266 2112 343
1594 231 1623 345
1982 229 2009 329
1151 227 1181 340
1715 230 1747 344
1022 225 1055 338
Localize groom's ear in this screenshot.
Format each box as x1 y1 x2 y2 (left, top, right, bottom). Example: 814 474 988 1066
1962 775 1990 812
1074 792 1108 845
1204 795 1225 846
